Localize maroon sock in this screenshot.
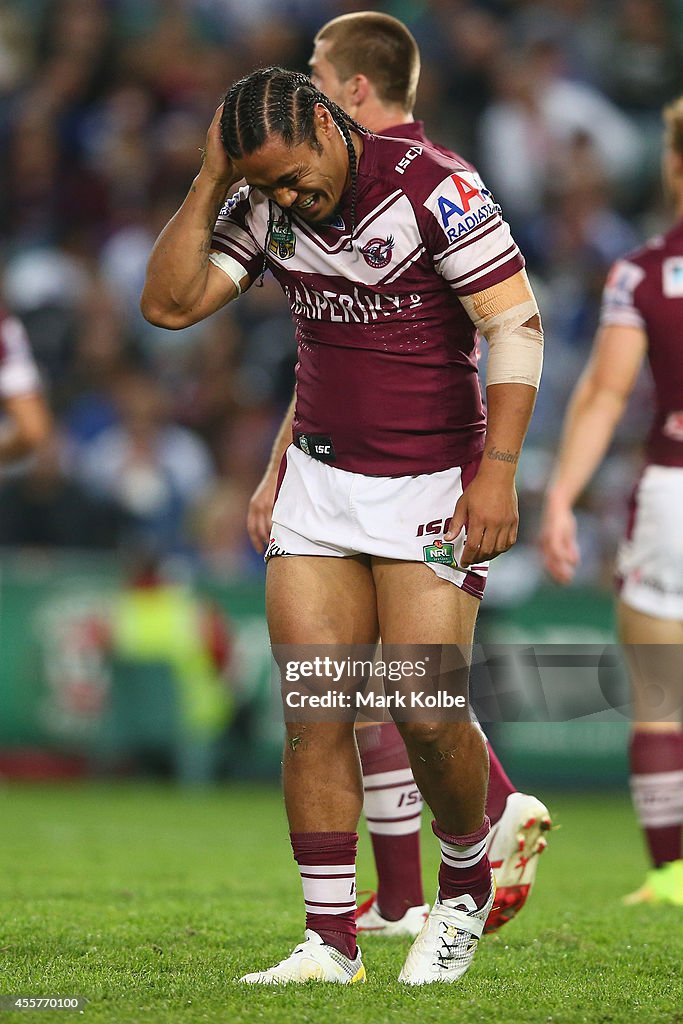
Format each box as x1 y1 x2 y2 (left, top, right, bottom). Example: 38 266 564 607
291 831 358 959
432 817 492 909
485 741 516 825
357 722 424 919
630 730 683 867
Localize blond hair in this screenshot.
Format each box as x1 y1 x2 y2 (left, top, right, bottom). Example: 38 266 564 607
315 12 420 113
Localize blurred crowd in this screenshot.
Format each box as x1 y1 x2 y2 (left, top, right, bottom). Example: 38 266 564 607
0 0 682 595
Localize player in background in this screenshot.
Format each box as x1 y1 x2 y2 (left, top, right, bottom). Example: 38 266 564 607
0 307 51 464
541 96 683 907
142 62 543 985
246 12 551 937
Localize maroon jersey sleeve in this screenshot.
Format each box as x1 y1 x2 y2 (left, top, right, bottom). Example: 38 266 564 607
598 223 683 467
210 186 267 283
599 258 647 330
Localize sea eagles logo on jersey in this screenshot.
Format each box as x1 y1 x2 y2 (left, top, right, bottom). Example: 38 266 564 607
359 235 395 269
268 214 296 260
424 171 498 244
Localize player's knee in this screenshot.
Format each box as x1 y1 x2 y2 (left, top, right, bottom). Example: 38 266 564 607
400 719 481 757
399 720 453 751
284 720 355 754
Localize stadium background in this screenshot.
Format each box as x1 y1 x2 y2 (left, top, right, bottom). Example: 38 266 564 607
1 3 683 1021
2 0 680 782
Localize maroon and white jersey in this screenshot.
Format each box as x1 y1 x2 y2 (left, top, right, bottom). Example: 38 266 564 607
0 309 41 400
382 122 483 367
212 132 523 475
600 220 683 468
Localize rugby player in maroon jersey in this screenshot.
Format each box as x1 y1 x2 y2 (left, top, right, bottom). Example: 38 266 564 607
246 11 551 941
542 97 683 908
142 54 544 984
0 308 51 464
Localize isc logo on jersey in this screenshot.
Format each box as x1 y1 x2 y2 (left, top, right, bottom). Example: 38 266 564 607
425 171 498 244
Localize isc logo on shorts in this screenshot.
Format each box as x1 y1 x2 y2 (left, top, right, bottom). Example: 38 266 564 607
415 517 452 537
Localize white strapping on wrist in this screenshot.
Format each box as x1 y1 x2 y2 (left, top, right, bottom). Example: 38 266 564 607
485 324 543 388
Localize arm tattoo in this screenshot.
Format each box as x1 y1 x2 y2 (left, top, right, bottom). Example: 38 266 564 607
198 197 225 266
487 446 519 465
198 236 211 267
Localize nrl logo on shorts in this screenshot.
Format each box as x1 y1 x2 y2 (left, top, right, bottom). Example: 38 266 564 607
359 235 395 269
268 214 296 260
423 539 457 569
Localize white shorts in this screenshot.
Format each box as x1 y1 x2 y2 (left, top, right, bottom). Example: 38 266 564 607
267 445 489 600
616 464 683 620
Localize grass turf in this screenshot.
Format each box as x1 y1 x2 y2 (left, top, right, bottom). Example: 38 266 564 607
0 783 681 1024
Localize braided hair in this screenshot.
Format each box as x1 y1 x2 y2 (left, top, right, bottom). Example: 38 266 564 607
220 67 367 278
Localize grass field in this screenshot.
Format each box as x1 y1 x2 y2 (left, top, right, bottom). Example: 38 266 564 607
0 783 681 1024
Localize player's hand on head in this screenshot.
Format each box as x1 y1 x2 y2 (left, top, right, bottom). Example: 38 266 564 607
201 103 238 187
446 475 519 567
247 468 278 553
539 503 579 584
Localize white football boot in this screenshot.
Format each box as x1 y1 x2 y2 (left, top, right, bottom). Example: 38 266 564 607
485 792 552 933
398 876 495 985
355 892 429 937
239 929 366 985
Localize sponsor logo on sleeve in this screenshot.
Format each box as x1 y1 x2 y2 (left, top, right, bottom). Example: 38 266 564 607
604 259 645 308
219 195 239 217
425 171 498 244
663 257 683 298
219 185 249 217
